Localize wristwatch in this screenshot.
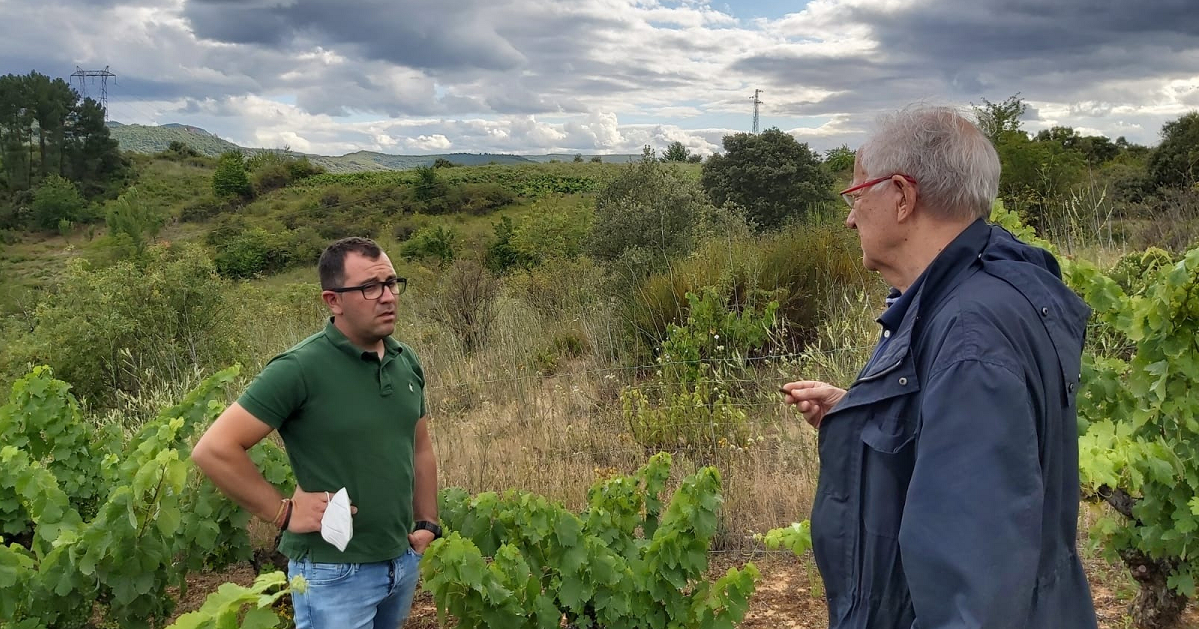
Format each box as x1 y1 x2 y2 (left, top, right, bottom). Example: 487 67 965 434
413 520 442 540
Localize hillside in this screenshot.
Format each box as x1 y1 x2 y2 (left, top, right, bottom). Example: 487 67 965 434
107 122 242 156
107 122 642 173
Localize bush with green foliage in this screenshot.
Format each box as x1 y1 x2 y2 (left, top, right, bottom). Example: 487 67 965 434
9 244 239 408
623 286 779 452
701 128 835 230
400 225 457 268
510 196 592 266
0 365 294 628
663 141 691 162
30 174 88 230
823 144 856 175
425 452 759 629
484 215 532 274
245 151 325 196
627 222 869 357
212 151 252 200
588 151 718 267
214 227 293 279
103 187 167 258
1148 111 1199 190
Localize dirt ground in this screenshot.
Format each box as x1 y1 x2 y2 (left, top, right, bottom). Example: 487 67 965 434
175 553 1199 629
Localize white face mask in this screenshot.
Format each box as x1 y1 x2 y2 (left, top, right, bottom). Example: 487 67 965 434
321 487 354 552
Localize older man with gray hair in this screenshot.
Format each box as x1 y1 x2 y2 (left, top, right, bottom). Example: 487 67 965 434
782 106 1099 628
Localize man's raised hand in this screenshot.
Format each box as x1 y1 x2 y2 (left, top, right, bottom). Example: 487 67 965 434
781 380 846 429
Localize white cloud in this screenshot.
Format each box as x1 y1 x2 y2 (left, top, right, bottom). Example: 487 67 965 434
1 0 1195 155
407 134 452 151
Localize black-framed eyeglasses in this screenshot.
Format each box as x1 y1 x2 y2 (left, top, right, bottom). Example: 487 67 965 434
328 277 407 300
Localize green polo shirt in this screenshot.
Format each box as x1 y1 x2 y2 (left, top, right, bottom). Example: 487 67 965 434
238 319 427 564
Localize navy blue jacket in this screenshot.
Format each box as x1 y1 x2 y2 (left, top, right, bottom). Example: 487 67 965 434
810 219 1100 629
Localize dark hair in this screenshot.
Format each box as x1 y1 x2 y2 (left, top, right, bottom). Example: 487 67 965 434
318 237 383 289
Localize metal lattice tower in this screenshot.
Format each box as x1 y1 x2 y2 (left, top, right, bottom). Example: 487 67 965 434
69 66 116 119
750 89 764 134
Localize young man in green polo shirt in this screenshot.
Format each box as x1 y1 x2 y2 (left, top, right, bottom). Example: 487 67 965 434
192 237 439 629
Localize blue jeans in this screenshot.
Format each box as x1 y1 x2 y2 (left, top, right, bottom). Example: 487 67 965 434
288 548 422 629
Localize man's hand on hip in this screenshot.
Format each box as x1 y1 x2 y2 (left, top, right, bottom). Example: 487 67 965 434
286 488 357 534
408 529 435 555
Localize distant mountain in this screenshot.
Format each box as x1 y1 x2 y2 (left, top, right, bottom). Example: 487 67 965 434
108 122 241 157
106 122 642 173
525 153 642 164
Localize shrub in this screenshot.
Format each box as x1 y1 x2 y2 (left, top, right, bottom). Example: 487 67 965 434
588 154 715 266
400 225 456 268
627 222 869 357
214 228 291 279
422 259 500 354
179 195 227 222
622 286 778 452
449 182 517 215
484 216 530 274
511 197 592 265
15 245 238 408
212 151 252 200
508 256 606 321
31 175 87 231
251 162 292 196
701 128 835 230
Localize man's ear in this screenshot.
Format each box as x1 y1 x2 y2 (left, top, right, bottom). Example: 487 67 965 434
321 291 343 315
894 175 918 223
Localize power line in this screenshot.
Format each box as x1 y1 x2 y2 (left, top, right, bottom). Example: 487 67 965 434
70 66 116 120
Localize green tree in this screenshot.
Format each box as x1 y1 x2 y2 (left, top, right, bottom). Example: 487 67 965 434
212 151 252 199
700 128 834 230
588 150 716 265
65 97 127 197
994 131 1087 230
30 174 86 231
16 245 238 407
510 198 593 265
400 225 456 268
973 93 1027 144
1148 111 1199 189
823 144 856 174
484 215 529 274
663 141 691 162
0 74 34 190
573 153 584 163
413 165 445 203
104 187 166 258
0 72 121 195
1034 126 1121 166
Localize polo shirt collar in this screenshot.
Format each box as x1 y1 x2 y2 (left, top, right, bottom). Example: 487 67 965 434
324 318 401 360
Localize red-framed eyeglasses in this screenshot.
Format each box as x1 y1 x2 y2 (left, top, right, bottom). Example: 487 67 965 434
839 174 917 208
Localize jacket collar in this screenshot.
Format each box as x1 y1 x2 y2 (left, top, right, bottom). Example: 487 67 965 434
859 219 991 381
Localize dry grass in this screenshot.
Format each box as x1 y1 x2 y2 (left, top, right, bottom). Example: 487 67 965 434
405 273 882 547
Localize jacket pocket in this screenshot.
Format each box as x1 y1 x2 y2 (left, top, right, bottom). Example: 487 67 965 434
859 404 917 538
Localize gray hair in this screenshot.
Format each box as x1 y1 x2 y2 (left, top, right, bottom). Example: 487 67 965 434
858 105 1000 221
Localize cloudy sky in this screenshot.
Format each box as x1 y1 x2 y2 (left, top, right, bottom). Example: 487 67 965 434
2 0 1197 157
